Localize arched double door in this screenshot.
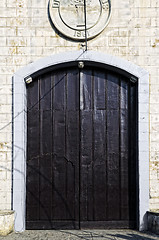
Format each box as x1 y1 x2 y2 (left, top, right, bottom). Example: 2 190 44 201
26 65 138 229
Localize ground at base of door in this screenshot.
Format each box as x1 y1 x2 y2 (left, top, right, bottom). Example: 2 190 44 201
0 230 158 240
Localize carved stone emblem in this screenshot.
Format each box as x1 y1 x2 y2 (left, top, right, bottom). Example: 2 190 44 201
48 0 111 40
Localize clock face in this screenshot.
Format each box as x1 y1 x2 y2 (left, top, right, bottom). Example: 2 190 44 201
48 0 111 41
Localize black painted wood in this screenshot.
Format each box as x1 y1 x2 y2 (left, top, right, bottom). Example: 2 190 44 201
27 68 80 229
26 66 137 229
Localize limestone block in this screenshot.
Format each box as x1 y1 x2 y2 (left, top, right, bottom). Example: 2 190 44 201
140 0 151 8
151 1 159 8
6 0 27 8
0 210 14 236
29 0 47 8
150 204 159 210
150 94 159 103
108 36 128 46
0 152 7 161
0 171 6 180
0 105 11 114
151 143 159 153
139 8 158 18
28 37 45 47
0 38 6 47
150 181 159 197
151 18 157 27
0 8 16 18
150 104 159 114
0 18 6 27
6 14 28 27
149 198 159 204
28 17 49 28
35 28 53 37
150 151 159 161
7 37 27 47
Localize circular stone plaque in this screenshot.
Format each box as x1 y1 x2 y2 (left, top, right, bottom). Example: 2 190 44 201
48 0 111 41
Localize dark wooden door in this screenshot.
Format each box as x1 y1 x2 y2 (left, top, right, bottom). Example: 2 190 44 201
26 66 137 229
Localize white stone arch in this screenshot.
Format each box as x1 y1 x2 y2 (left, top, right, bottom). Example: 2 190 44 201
12 50 149 232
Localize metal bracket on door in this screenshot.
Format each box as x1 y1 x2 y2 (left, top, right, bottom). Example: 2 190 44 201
130 76 137 83
25 76 32 84
78 62 84 69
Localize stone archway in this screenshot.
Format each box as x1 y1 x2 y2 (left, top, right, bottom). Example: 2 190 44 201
12 50 149 231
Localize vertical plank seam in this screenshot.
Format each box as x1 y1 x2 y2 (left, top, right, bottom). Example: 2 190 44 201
38 76 41 221
92 69 95 221
119 76 121 220
105 71 108 220
51 72 53 223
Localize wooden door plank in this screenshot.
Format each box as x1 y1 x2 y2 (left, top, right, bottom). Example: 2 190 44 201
94 70 106 110
129 82 137 224
52 71 67 220
52 69 80 226
120 78 129 220
93 110 107 220
107 73 120 220
80 111 93 221
26 79 40 223
65 70 79 221
39 74 52 221
80 69 93 221
93 71 107 221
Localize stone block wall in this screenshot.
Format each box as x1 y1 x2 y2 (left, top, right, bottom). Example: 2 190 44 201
0 0 159 211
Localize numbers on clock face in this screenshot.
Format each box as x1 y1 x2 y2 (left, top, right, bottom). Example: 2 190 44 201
74 30 90 38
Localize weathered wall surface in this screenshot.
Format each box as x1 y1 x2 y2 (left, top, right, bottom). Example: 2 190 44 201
0 0 159 210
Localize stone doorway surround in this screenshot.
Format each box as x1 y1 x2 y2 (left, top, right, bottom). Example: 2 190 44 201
12 50 149 232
